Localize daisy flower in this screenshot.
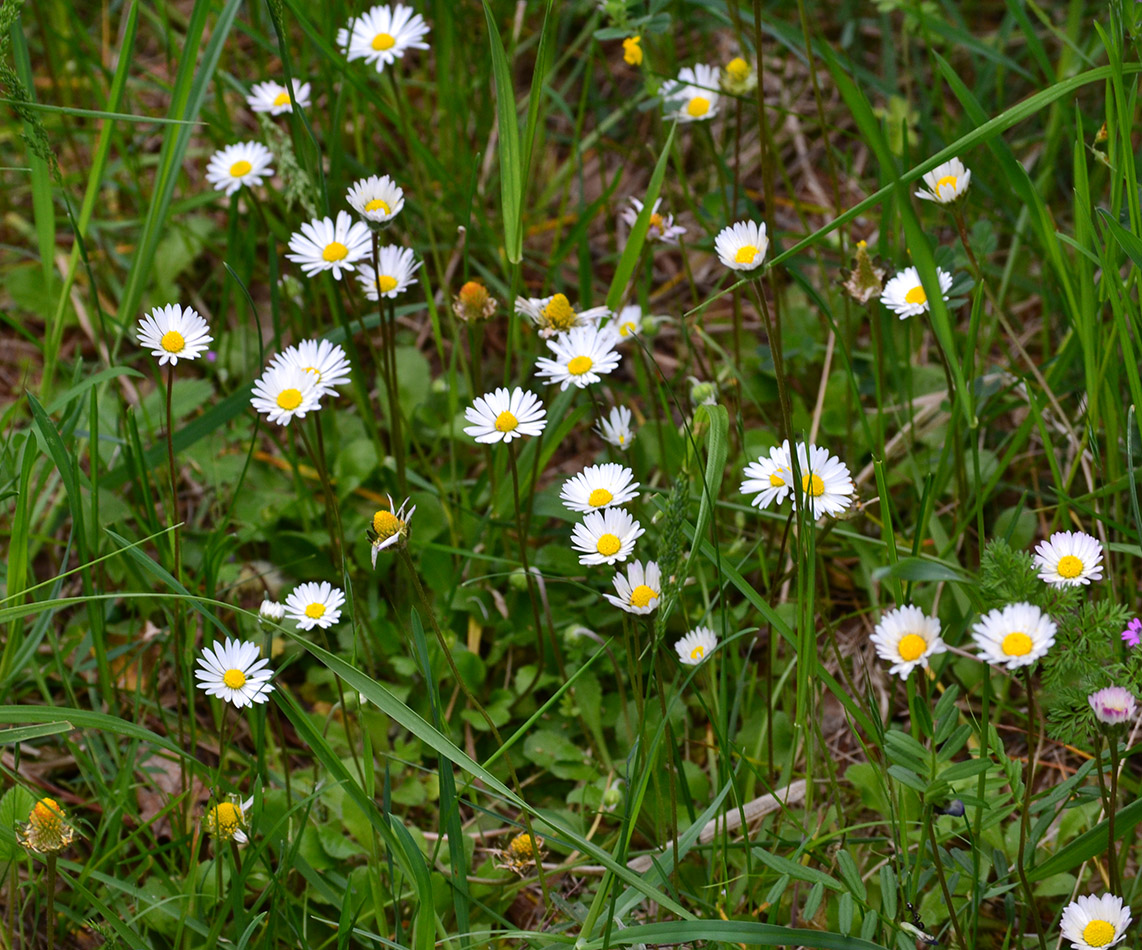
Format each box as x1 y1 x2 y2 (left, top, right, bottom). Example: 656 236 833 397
609 305 652 342
791 442 854 519
516 293 610 339
356 246 421 300
205 141 274 197
195 637 275 708
270 339 352 399
972 602 1056 670
739 439 793 511
286 210 371 280
454 281 497 323
597 405 635 450
535 326 622 390
251 363 321 425
136 303 213 366
722 56 756 94
914 157 971 204
284 581 346 631
259 599 284 622
1059 894 1131 950
204 796 254 844
570 507 644 566
464 387 547 444
869 606 947 680
560 463 640 513
620 197 686 244
1088 687 1137 727
369 495 415 567
17 798 75 854
346 174 405 226
1033 530 1104 587
337 4 430 73
675 627 718 665
880 265 954 319
604 560 661 614
715 220 768 272
660 63 721 122
247 78 311 115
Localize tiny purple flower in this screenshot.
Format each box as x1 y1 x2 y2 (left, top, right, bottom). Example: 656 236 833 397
207 350 218 363
1089 686 1138 726
1122 617 1141 648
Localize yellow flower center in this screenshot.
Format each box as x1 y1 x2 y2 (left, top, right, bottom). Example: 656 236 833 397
1082 921 1116 947
373 509 403 539
508 833 536 858
897 634 927 662
734 245 760 265
649 212 665 231
305 603 326 619
904 285 927 305
690 645 705 660
273 91 291 107
276 388 303 411
223 668 247 689
726 57 750 81
588 488 614 507
1001 632 1032 657
567 355 594 376
802 473 825 497
630 585 658 608
365 198 391 214
304 366 322 381
1056 555 1084 579
377 275 398 294
596 533 622 557
495 411 519 432
459 281 488 306
687 96 710 118
161 330 186 353
209 802 242 836
542 293 577 330
769 473 786 488
936 174 958 193
229 159 253 178
622 36 642 66
323 242 349 262
372 32 396 51
31 798 63 830
619 322 635 337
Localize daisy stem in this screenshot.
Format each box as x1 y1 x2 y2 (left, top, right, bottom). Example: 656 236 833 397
298 421 344 573
1107 730 1122 894
749 278 793 444
215 841 223 907
45 854 56 950
386 297 407 496
1017 667 1048 950
925 811 967 950
165 362 189 824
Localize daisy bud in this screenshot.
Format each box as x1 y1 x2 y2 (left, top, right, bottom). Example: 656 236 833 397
721 57 757 94
840 240 887 305
1088 686 1137 727
259 599 285 623
17 798 76 854
453 280 497 323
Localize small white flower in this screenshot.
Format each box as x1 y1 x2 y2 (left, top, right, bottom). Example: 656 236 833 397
370 495 415 566
609 305 662 343
1059 893 1131 950
620 197 686 244
356 246 421 300
597 405 635 450
286 210 372 280
790 442 854 519
205 141 274 197
247 78 311 115
464 387 547 444
660 63 721 122
516 293 610 339
869 606 947 680
251 363 322 426
570 508 644 566
880 265 954 319
915 157 971 204
270 339 352 399
195 637 274 708
284 581 346 631
136 304 213 366
1033 530 1104 587
715 220 768 272
739 440 793 510
689 377 718 407
560 463 640 513
258 599 285 622
336 4 430 73
675 626 718 665
1088 687 1137 727
604 560 661 615
346 174 405 226
972 602 1056 670
535 326 622 390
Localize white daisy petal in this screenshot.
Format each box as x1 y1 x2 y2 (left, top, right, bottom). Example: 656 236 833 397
675 626 718 665
346 174 406 226
660 63 721 122
869 606 947 680
1033 530 1104 587
880 265 954 319
337 4 430 74
560 463 640 513
356 246 420 300
534 326 622 390
464 387 547 444
251 362 322 425
619 196 685 244
569 508 643 566
205 142 274 197
136 303 214 367
603 560 662 615
284 581 345 631
714 220 768 272
247 78 312 115
914 157 971 204
971 602 1056 670
1059 893 1131 950
195 637 275 708
515 293 610 339
596 405 635 450
286 210 372 280
270 339 352 399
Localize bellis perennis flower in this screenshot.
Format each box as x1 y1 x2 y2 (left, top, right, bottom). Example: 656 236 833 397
516 293 609 338
675 627 718 665
1059 893 1131 950
596 405 635 449
535 326 621 389
195 637 274 708
570 508 644 566
660 64 720 122
560 463 639 513
136 304 213 366
247 78 311 115
287 211 371 280
620 197 685 244
205 142 274 196
880 265 954 319
604 560 661 615
270 339 352 399
715 220 768 272
971 602 1056 670
869 606 947 680
251 363 321 425
346 174 405 226
1088 686 1137 727
914 157 971 204
1033 530 1104 587
464 387 546 444
284 581 346 631
357 246 421 300
369 495 415 566
337 4 430 73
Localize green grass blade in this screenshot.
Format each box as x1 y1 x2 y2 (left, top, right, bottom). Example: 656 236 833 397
481 0 523 263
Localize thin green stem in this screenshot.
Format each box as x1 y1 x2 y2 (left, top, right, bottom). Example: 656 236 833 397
1107 731 1122 894
1017 668 1048 950
45 855 56 950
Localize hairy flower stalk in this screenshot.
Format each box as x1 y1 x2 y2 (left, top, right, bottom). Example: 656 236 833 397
373 232 407 495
